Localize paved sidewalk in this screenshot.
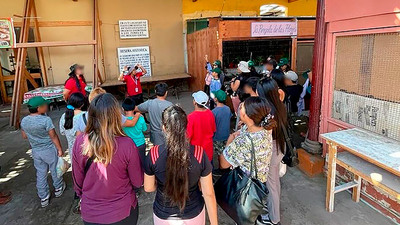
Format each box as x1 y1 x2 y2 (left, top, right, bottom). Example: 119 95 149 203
0 92 396 225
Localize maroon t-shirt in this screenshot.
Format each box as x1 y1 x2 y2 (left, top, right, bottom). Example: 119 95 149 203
72 134 143 224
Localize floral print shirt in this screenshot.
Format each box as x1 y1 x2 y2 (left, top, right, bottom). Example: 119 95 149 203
223 125 273 183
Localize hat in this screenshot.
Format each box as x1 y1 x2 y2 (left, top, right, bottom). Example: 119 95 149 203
213 60 222 67
248 60 255 67
27 96 50 109
211 90 227 102
278 58 289 66
238 61 250 73
212 68 221 75
69 64 84 75
192 91 209 108
285 71 298 82
122 98 136 111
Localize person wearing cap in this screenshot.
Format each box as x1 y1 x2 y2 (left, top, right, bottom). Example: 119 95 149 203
210 68 222 93
284 70 303 114
21 96 66 208
278 58 291 73
248 60 261 78
122 98 147 166
118 64 147 105
187 91 216 162
230 61 251 115
205 55 225 83
64 64 87 100
211 90 232 162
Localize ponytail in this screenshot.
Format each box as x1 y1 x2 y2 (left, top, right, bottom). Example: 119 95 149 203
162 105 190 211
64 92 85 130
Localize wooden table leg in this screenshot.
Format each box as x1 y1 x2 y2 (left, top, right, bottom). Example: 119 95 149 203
326 142 337 212
352 175 362 202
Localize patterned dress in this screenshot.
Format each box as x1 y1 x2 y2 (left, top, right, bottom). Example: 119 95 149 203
223 125 273 183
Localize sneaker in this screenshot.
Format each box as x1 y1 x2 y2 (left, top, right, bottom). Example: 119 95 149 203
41 194 50 208
55 182 66 198
256 215 280 225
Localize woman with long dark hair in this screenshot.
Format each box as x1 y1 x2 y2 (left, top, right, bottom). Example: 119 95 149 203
72 93 143 225
270 69 286 102
63 64 87 100
219 96 275 224
144 105 218 225
59 92 85 159
256 77 288 225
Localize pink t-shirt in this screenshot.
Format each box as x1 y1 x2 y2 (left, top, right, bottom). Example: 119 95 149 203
72 134 143 224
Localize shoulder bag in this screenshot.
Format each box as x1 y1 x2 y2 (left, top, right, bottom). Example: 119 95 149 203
214 134 269 225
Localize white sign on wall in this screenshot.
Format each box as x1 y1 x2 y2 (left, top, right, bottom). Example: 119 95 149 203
251 22 297 37
117 46 152 76
119 20 149 39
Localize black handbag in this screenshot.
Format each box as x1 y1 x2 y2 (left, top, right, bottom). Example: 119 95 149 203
214 134 269 225
281 120 299 167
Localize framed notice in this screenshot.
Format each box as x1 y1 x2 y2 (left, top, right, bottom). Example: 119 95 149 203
119 20 149 39
251 22 297 37
117 46 152 76
0 18 16 48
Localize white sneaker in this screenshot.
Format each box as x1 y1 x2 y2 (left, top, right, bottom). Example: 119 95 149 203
40 194 50 208
55 182 66 198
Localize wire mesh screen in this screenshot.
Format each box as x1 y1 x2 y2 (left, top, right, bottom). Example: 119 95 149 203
332 32 400 141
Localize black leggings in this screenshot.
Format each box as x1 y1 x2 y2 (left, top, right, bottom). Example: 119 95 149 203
83 206 139 225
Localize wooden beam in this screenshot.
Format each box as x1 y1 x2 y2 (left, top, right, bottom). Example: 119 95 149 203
93 0 99 87
31 2 48 86
15 40 97 48
0 60 7 104
3 73 41 81
291 37 298 71
97 2 106 83
24 70 39 88
288 0 299 2
13 20 94 27
11 0 32 128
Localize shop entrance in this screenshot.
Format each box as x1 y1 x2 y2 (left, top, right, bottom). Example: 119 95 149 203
222 38 292 74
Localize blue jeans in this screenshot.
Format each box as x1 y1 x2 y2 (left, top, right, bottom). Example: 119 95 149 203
32 148 64 199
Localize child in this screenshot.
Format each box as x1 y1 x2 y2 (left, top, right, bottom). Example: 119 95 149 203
210 68 222 93
21 96 66 207
59 92 85 160
122 98 147 166
211 90 232 158
187 91 216 161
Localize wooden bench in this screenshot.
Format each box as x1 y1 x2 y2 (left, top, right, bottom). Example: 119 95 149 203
101 73 191 100
320 128 400 212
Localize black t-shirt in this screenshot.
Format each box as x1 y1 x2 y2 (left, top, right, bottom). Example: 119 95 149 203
144 144 212 220
286 84 303 113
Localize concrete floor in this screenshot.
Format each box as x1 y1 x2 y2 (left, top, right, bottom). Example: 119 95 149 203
0 92 396 225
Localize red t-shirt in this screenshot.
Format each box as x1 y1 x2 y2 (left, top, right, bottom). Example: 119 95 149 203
123 72 143 97
187 110 216 161
64 77 87 99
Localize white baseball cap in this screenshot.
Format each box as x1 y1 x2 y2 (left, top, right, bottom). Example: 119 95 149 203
192 91 209 108
238 61 250 73
285 71 298 82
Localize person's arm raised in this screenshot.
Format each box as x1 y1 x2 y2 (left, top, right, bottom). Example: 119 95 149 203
200 174 218 225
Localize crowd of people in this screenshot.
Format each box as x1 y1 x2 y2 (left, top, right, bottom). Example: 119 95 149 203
19 57 312 225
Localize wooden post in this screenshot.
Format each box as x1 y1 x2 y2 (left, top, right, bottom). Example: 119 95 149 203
0 60 7 104
352 175 362 202
96 2 106 83
10 0 32 128
308 0 326 141
291 37 298 71
326 141 337 212
32 0 48 86
93 0 99 87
